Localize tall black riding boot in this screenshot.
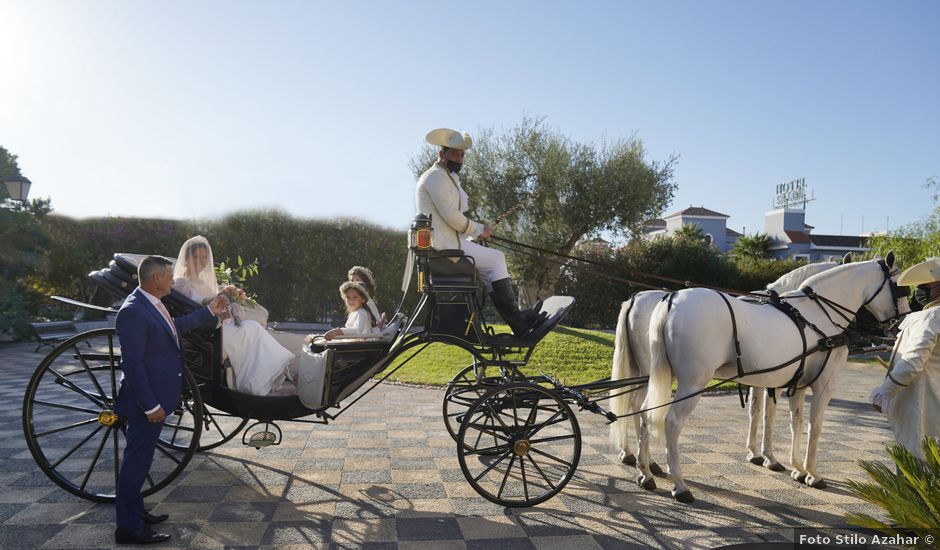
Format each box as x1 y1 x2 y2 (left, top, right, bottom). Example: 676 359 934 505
489 278 539 336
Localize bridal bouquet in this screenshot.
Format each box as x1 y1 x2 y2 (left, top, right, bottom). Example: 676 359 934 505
220 284 257 327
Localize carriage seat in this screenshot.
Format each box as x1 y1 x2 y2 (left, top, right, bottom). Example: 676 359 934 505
427 252 477 291
309 312 404 347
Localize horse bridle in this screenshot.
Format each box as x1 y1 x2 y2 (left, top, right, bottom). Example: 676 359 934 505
799 259 907 331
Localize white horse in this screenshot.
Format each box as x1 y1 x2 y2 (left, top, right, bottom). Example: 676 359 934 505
609 260 840 481
637 253 907 503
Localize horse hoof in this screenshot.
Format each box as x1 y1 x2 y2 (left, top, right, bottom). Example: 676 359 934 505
792 472 807 483
748 454 764 466
805 477 827 489
672 489 695 504
766 461 787 472
619 450 637 467
636 474 656 491
649 462 665 477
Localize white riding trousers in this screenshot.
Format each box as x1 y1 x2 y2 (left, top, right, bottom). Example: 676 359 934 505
462 240 511 291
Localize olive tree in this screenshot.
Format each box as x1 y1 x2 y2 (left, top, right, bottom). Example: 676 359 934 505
410 117 676 304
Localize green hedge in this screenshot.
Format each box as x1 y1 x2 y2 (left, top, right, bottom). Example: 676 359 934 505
39 211 409 323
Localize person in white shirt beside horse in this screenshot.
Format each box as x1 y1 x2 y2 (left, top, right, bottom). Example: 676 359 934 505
870 257 940 460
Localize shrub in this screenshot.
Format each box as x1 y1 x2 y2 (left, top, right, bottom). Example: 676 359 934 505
846 437 940 533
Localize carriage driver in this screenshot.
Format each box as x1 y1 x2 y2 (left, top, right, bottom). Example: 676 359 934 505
870 257 940 460
416 128 539 336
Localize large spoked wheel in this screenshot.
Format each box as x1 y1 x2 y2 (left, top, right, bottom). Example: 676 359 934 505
162 395 248 452
22 328 202 502
457 382 581 507
442 363 507 447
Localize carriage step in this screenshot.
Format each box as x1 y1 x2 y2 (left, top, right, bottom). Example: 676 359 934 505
242 421 282 449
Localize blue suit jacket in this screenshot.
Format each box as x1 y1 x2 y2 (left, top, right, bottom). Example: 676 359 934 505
114 288 216 418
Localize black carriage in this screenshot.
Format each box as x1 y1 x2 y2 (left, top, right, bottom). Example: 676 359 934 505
22 215 650 508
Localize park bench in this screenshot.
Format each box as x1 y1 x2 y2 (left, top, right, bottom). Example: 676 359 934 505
31 321 84 352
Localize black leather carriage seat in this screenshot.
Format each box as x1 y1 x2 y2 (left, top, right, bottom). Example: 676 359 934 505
427 252 477 292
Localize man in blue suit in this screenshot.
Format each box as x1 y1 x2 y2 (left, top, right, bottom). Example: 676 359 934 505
114 255 227 545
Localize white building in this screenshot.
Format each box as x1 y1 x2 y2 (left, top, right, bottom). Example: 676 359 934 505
643 206 742 252
644 205 867 260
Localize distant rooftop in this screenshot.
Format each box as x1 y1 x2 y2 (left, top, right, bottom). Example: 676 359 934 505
810 234 868 248
784 230 811 244
642 218 667 234
664 206 730 219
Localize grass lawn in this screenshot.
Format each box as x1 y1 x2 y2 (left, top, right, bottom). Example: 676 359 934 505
382 324 738 392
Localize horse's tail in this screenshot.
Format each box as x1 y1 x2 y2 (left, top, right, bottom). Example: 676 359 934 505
644 299 673 440
609 298 635 451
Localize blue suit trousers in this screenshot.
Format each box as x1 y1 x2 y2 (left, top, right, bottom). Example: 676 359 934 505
115 417 163 532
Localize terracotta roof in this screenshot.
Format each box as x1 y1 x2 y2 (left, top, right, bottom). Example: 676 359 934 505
784 230 811 244
664 206 729 219
810 234 868 248
642 219 667 234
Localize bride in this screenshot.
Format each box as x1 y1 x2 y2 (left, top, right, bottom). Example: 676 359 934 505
173 235 295 396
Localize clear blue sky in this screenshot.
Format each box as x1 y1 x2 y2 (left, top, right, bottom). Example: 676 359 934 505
2 0 937 238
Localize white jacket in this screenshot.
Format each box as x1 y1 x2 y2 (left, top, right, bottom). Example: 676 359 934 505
415 161 484 251
873 301 940 459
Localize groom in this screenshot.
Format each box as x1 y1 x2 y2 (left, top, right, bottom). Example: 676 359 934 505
114 255 227 545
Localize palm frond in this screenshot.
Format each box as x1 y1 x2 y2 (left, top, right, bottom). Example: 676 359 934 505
846 437 940 532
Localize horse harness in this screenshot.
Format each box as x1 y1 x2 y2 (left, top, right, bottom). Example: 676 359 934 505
660 259 905 408
716 289 835 406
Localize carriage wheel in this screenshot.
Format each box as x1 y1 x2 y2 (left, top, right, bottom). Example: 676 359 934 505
161 394 248 452
442 363 506 449
457 382 581 507
22 328 201 503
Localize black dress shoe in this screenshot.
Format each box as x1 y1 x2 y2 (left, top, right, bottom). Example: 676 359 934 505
141 511 169 525
114 526 171 545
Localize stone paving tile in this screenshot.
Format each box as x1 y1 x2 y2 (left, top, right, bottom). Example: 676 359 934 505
0 524 68 550
38 523 115 549
0 341 910 548
466 538 536 550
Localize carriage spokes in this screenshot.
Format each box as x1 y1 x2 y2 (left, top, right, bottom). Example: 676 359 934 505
22 328 201 502
457 382 581 507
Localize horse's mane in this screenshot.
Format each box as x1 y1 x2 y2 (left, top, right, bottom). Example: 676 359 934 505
766 261 839 294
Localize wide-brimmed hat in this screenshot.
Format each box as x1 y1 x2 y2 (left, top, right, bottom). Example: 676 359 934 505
426 128 472 150
898 257 940 286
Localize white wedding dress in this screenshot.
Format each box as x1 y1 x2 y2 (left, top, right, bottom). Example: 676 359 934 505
172 235 295 396
175 277 295 396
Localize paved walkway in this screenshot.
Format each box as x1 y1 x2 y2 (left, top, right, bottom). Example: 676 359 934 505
0 341 897 549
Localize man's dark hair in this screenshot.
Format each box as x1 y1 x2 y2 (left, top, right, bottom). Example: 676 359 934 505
138 255 173 282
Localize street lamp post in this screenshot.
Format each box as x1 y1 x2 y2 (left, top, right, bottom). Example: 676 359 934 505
2 175 32 202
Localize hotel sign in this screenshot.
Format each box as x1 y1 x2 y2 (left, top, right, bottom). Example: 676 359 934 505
774 178 810 209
